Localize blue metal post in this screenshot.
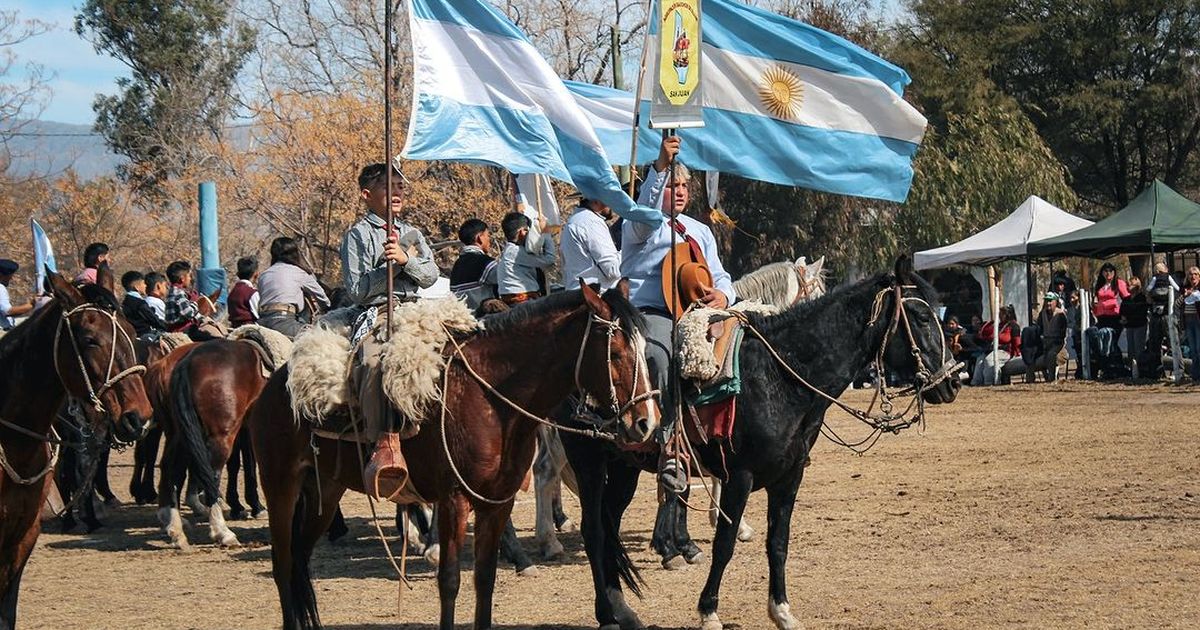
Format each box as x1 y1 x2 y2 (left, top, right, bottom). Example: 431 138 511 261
196 181 227 302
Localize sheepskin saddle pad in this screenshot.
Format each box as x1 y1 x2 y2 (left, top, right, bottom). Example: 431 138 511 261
676 300 778 384
227 325 294 377
286 298 479 429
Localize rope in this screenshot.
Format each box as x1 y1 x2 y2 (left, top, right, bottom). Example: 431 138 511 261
0 430 57 485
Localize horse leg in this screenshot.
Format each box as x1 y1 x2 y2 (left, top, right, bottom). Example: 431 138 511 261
132 426 162 504
601 459 646 630
651 491 684 569
325 505 348 544
472 501 516 629
206 438 240 547
418 504 439 564
287 471 346 630
0 525 37 630
565 442 625 630
226 432 246 520
764 476 803 630
241 431 266 517
436 494 470 630
56 446 78 534
697 468 753 630
156 438 191 550
93 444 117 505
675 485 705 565
498 518 536 575
533 428 565 560
711 477 756 543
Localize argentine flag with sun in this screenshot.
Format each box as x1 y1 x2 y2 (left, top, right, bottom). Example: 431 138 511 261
639 0 928 203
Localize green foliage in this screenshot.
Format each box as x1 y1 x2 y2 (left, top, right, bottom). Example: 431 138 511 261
903 0 1200 208
75 0 255 195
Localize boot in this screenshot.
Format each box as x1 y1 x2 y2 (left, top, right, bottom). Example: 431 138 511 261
364 432 409 501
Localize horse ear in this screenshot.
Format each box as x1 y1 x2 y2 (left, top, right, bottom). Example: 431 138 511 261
580 280 612 319
894 255 914 283
615 277 631 299
96 262 115 294
811 256 825 276
48 268 84 307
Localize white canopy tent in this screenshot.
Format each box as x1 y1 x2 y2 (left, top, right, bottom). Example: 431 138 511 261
914 196 1094 270
914 196 1094 384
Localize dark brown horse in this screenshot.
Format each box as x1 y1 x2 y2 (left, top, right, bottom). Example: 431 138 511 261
0 268 152 629
247 283 659 630
156 338 272 548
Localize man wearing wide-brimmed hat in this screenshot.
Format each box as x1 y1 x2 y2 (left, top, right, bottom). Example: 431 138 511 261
621 135 735 492
0 259 35 330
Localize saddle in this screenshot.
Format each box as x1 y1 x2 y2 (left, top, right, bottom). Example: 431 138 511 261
678 309 748 445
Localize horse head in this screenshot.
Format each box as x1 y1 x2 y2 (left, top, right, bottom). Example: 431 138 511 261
878 256 961 405
576 280 660 444
48 264 153 443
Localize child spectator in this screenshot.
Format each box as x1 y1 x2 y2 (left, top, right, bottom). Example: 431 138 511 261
450 219 500 313
497 212 557 305
74 242 110 285
144 272 168 321
227 256 260 328
121 270 167 336
164 260 202 332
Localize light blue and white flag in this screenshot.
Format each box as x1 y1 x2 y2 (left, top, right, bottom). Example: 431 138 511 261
403 0 662 224
572 0 928 203
30 218 56 293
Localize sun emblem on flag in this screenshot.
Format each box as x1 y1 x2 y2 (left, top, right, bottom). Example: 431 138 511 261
758 66 804 120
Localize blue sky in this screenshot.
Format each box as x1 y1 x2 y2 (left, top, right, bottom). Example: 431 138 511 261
9 0 129 126
9 0 906 126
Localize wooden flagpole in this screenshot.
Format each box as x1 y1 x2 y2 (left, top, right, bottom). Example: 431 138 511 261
384 0 395 333
627 0 655 197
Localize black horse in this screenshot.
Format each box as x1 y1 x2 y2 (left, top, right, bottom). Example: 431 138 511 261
561 258 962 630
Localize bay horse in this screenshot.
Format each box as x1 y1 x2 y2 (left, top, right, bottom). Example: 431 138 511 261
157 337 276 548
0 268 152 629
247 283 659 630
561 257 962 630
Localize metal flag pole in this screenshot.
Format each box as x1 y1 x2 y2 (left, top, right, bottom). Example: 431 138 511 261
384 0 395 333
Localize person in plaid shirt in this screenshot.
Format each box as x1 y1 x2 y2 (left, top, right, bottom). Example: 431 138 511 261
164 260 202 331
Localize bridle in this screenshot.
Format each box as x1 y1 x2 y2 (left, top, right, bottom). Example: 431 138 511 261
572 312 660 429
54 303 146 420
0 301 147 485
741 278 962 454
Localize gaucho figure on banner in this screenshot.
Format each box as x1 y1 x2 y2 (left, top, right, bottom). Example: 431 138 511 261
652 0 703 128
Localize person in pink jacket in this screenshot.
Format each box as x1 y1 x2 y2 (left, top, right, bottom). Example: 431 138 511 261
1093 262 1131 345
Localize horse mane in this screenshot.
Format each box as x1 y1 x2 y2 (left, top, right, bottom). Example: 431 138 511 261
480 288 646 338
750 270 940 336
734 262 798 307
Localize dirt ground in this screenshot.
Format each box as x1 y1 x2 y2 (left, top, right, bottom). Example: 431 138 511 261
16 383 1200 629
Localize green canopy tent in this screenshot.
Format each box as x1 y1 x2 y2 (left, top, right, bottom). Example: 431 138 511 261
1028 180 1200 258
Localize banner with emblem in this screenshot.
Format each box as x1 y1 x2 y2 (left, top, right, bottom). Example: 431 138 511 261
649 0 704 129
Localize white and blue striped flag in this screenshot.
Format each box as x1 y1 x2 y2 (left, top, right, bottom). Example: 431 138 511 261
569 0 928 203
403 0 662 224
30 219 56 293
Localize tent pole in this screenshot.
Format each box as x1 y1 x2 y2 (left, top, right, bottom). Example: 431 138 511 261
1080 289 1091 380
989 265 1000 385
1025 258 1035 325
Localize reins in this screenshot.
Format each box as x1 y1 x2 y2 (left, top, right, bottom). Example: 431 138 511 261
741 281 961 455
436 308 659 505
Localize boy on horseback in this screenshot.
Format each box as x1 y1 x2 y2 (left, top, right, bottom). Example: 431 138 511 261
340 162 438 500
624 135 735 492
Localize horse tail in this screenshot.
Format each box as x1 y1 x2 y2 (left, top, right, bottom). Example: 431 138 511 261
288 480 322 629
169 352 222 508
604 502 645 598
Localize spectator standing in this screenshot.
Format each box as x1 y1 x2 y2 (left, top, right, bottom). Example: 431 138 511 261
1145 262 1179 375
1181 267 1200 381
227 257 261 328
1120 276 1149 375
74 242 110 285
1093 262 1130 347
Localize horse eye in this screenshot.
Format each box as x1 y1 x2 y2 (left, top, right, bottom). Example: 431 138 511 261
84 337 101 347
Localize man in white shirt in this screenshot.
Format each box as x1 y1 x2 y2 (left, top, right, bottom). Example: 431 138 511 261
561 198 621 290
497 212 558 304
0 259 35 330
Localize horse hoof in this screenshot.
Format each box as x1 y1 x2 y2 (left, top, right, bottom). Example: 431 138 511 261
251 507 267 520
229 509 248 521
516 564 540 578
684 549 706 565
216 531 241 548
699 611 722 630
540 539 565 561
737 521 755 542
661 554 689 571
423 543 440 564
768 601 802 630
558 518 578 533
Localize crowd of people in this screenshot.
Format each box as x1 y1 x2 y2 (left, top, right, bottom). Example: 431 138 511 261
944 262 1200 384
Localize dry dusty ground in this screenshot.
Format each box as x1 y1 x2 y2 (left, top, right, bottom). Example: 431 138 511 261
16 382 1200 629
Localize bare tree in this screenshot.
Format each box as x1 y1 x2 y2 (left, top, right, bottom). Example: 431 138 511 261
0 9 51 179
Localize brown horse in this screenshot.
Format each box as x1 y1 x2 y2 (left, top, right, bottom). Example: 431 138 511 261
247 283 659 630
128 338 193 505
156 338 273 548
0 268 152 629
